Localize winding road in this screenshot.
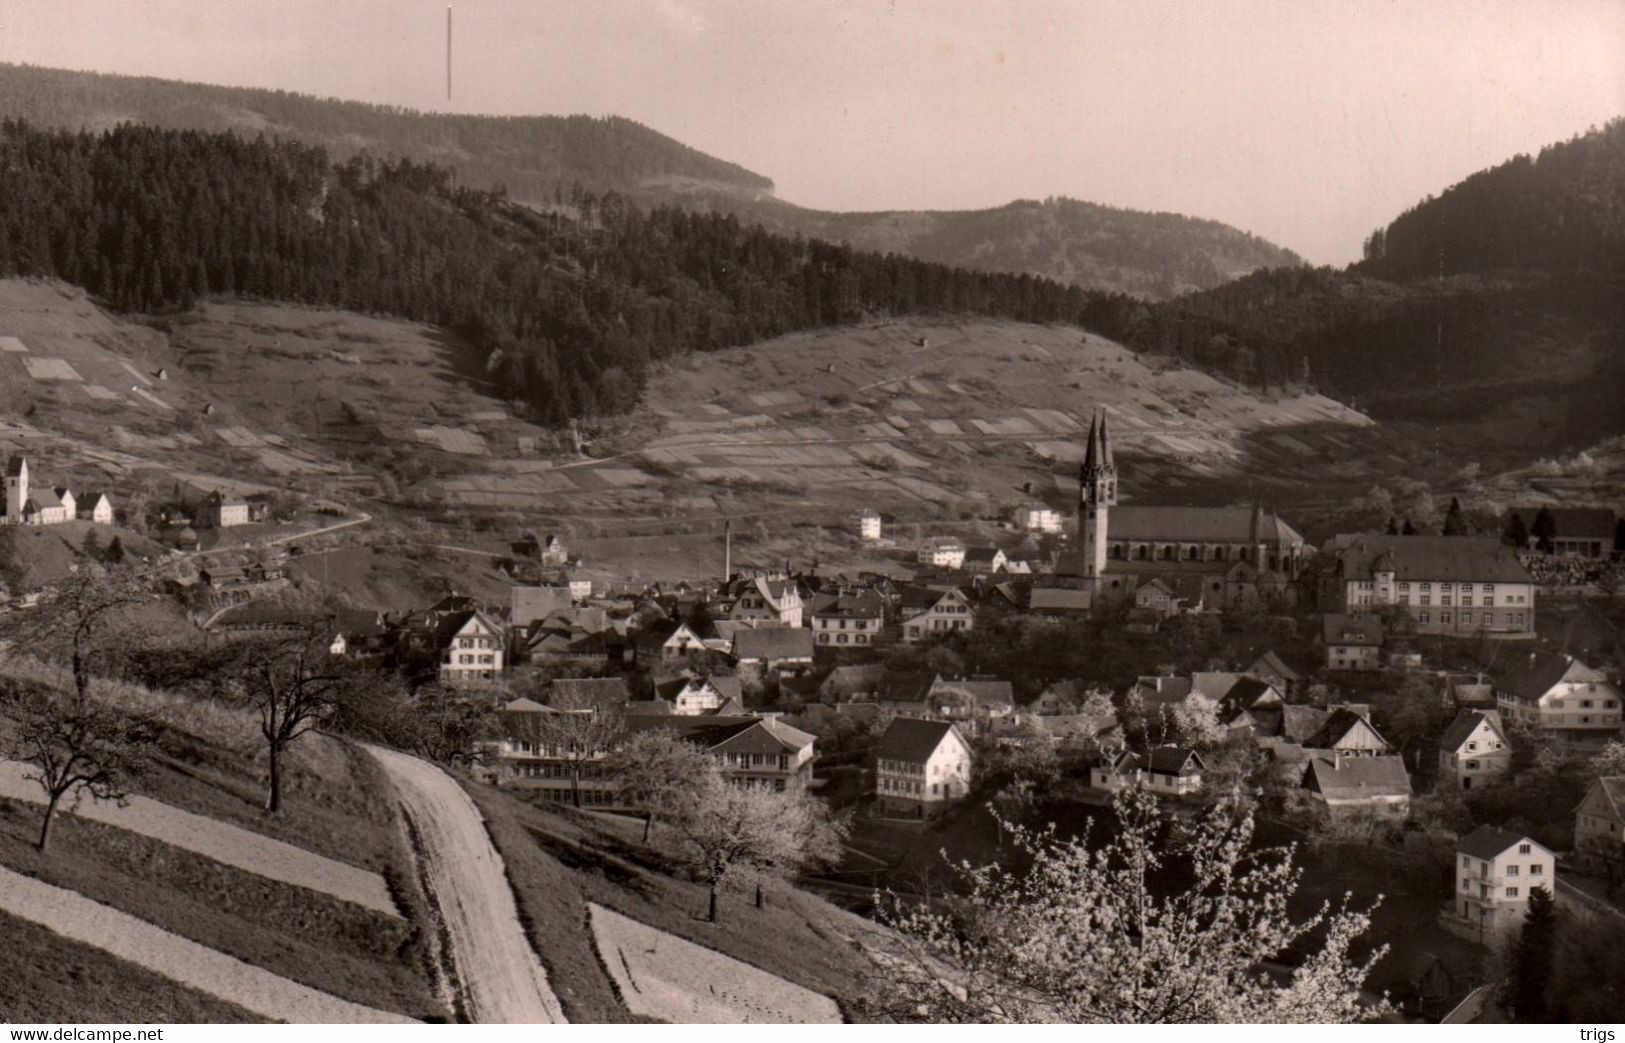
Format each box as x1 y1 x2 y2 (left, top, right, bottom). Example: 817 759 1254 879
365 744 567 1024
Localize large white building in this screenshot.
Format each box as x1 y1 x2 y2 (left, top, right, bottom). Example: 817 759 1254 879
1317 534 1536 639
874 718 973 817
1014 503 1063 534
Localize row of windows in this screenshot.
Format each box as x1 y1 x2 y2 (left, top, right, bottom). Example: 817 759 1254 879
458 637 499 649
814 618 872 629
877 759 923 774
454 653 497 665
816 632 871 645
881 777 955 796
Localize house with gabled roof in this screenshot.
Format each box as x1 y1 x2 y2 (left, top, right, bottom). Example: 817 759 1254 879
653 675 744 716
900 586 975 643
1247 650 1300 691
1302 755 1410 815
1322 613 1383 671
437 609 506 684
634 620 713 666
818 663 886 704
1574 776 1625 859
1027 586 1092 618
1090 749 1143 791
874 717 973 817
1453 826 1555 935
1306 708 1392 758
624 714 816 792
928 676 1015 729
1438 709 1510 790
1144 746 1205 795
1493 652 1623 746
810 592 884 648
963 547 1008 575
917 536 966 569
1505 506 1617 559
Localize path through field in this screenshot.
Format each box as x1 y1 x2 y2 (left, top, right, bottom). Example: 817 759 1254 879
364 745 567 1024
0 760 397 917
0 865 414 1024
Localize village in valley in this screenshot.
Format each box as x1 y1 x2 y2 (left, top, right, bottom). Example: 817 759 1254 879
6 392 1622 1022
0 6 1622 1028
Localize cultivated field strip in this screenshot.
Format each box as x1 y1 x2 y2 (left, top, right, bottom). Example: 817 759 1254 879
0 865 416 1024
364 744 567 1024
588 903 842 1024
0 761 399 918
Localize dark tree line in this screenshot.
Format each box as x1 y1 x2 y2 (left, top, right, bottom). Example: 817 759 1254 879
1 119 1299 424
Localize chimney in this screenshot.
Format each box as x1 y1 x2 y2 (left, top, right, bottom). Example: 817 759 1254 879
724 520 732 581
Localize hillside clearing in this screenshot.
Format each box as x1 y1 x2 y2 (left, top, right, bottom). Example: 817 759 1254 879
589 902 842 1023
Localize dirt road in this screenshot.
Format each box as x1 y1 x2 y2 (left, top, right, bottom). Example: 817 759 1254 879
0 865 414 1024
365 745 567 1024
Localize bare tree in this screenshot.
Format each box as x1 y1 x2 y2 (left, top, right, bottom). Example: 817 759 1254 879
0 678 155 850
3 566 147 701
870 788 1389 1023
513 688 624 808
670 766 846 923
235 626 345 813
609 728 716 843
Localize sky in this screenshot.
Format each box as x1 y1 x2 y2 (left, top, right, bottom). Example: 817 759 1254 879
2 0 1621 264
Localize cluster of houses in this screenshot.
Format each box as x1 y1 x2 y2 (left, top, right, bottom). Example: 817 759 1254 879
3 455 114 527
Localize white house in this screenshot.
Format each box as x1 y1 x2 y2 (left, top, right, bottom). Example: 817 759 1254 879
811 593 884 648
858 509 882 542
438 610 506 684
917 536 966 569
659 676 739 716
1322 613 1382 671
1574 776 1625 859
723 576 804 628
1438 709 1511 790
5 456 74 526
1143 746 1205 795
198 489 250 528
1494 653 1624 746
76 491 114 524
1454 825 1555 936
1014 503 1063 534
901 588 975 643
874 717 973 817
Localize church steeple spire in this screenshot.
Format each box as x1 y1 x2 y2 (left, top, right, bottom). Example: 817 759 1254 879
1078 407 1117 586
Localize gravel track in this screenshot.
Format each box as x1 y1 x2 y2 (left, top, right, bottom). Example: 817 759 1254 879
364 744 566 1024
0 865 415 1024
0 760 398 918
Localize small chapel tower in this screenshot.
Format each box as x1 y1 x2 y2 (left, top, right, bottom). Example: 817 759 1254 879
4 456 28 525
1079 408 1117 583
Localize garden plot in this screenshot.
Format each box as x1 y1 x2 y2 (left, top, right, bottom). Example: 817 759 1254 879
215 426 272 448
0 336 27 353
888 397 924 412
22 357 82 381
413 425 489 455
258 448 341 475
925 419 963 436
82 385 123 402
747 390 802 408
587 904 840 1024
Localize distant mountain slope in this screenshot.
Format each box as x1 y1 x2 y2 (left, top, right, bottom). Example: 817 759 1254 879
1099 120 1625 450
0 63 775 201
0 63 1300 299
735 196 1302 300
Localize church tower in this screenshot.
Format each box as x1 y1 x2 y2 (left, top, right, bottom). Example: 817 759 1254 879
4 456 27 524
1078 408 1117 583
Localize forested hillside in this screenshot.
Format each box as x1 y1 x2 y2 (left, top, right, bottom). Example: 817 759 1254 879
0 64 1300 300
1104 120 1625 447
0 63 774 201
1 120 1237 425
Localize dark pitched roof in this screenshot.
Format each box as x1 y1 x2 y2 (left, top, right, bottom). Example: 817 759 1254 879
1458 824 1543 861
1580 777 1625 820
4 455 23 477
1029 588 1092 612
879 670 935 704
732 626 815 661
1223 677 1280 710
1303 756 1410 798
1146 746 1204 775
1094 505 1304 545
1493 652 1589 702
876 717 958 763
930 678 1015 710
1280 704 1330 744
1438 709 1505 753
1323 534 1532 584
1322 613 1382 646
1307 708 1388 751
1249 651 1301 684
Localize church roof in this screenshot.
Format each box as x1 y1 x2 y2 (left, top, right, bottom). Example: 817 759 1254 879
1100 505 1304 545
